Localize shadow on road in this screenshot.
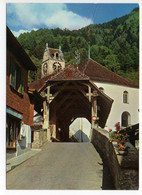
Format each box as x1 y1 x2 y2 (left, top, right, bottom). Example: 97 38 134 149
102 162 115 190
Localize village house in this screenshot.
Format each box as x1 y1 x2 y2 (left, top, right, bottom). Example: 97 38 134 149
6 27 37 158
78 59 139 127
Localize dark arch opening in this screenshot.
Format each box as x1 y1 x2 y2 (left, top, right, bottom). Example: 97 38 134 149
121 111 131 127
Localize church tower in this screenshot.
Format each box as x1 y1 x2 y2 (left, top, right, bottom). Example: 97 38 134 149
41 43 65 78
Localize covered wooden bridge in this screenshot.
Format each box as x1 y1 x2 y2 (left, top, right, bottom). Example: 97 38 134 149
29 65 113 142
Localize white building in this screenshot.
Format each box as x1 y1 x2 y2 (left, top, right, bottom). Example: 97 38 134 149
70 58 139 141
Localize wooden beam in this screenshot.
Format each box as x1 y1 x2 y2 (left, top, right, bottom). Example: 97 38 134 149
56 92 74 110
91 90 99 130
48 82 60 88
45 82 71 103
46 86 51 103
73 91 91 108
72 82 89 101
86 86 92 102
59 100 74 115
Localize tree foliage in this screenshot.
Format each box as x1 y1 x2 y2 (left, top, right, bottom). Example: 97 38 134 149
17 8 139 84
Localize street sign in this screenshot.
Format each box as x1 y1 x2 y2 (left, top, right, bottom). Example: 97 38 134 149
92 115 97 122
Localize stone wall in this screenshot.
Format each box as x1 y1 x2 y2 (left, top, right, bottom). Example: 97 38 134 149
91 128 139 190
32 129 47 148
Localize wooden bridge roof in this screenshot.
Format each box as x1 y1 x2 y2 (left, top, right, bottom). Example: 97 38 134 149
29 65 113 128
29 64 89 92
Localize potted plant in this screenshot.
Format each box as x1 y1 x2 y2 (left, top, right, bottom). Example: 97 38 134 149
109 129 129 155
117 142 128 155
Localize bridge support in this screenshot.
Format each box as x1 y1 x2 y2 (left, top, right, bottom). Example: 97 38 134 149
43 100 51 142
90 90 98 142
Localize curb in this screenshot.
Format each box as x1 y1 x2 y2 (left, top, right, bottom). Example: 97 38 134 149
6 149 41 173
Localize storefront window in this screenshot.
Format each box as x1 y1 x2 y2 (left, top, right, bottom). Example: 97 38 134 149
6 115 21 148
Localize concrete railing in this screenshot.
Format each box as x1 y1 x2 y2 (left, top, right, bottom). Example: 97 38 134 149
91 128 139 190
32 129 47 149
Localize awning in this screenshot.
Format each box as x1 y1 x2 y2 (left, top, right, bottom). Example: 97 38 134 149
6 106 23 119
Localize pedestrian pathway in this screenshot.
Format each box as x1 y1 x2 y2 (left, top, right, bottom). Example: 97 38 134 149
6 149 41 172
7 143 103 190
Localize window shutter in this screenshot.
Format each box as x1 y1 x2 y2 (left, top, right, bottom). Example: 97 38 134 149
10 60 16 88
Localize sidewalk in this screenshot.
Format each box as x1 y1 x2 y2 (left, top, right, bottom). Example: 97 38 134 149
6 149 41 172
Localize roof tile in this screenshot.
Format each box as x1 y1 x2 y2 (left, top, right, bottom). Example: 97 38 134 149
29 64 89 91
78 59 138 88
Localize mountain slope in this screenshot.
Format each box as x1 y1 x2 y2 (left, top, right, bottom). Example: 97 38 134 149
17 8 139 84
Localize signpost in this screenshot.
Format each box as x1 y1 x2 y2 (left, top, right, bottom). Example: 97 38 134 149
92 115 97 122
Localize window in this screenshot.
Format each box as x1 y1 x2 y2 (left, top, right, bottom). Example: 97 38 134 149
123 91 128 103
121 112 131 127
6 114 21 148
53 52 58 60
10 58 24 94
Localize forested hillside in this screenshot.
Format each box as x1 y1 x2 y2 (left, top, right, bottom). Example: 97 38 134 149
17 8 139 84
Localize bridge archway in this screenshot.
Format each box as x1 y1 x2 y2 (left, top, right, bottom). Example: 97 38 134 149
69 117 91 142
51 81 92 141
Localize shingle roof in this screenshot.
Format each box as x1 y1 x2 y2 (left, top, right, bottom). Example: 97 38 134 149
78 58 139 88
28 74 53 92
29 64 89 92
49 64 89 81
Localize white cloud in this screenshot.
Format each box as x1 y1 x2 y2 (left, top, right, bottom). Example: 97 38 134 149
7 3 93 31
12 28 38 37
47 10 92 30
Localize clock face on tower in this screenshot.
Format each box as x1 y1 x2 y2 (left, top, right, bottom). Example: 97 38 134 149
43 63 47 75
53 62 61 72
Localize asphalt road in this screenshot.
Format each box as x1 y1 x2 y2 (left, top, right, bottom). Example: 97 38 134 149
7 143 103 190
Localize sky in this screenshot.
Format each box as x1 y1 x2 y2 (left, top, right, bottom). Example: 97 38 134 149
7 3 139 37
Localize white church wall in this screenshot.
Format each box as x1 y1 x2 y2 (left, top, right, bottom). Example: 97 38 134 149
69 118 91 142
94 81 139 130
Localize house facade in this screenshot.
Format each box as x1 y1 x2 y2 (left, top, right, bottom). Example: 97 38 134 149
70 59 139 141
94 82 139 130
78 58 139 131
6 27 37 158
